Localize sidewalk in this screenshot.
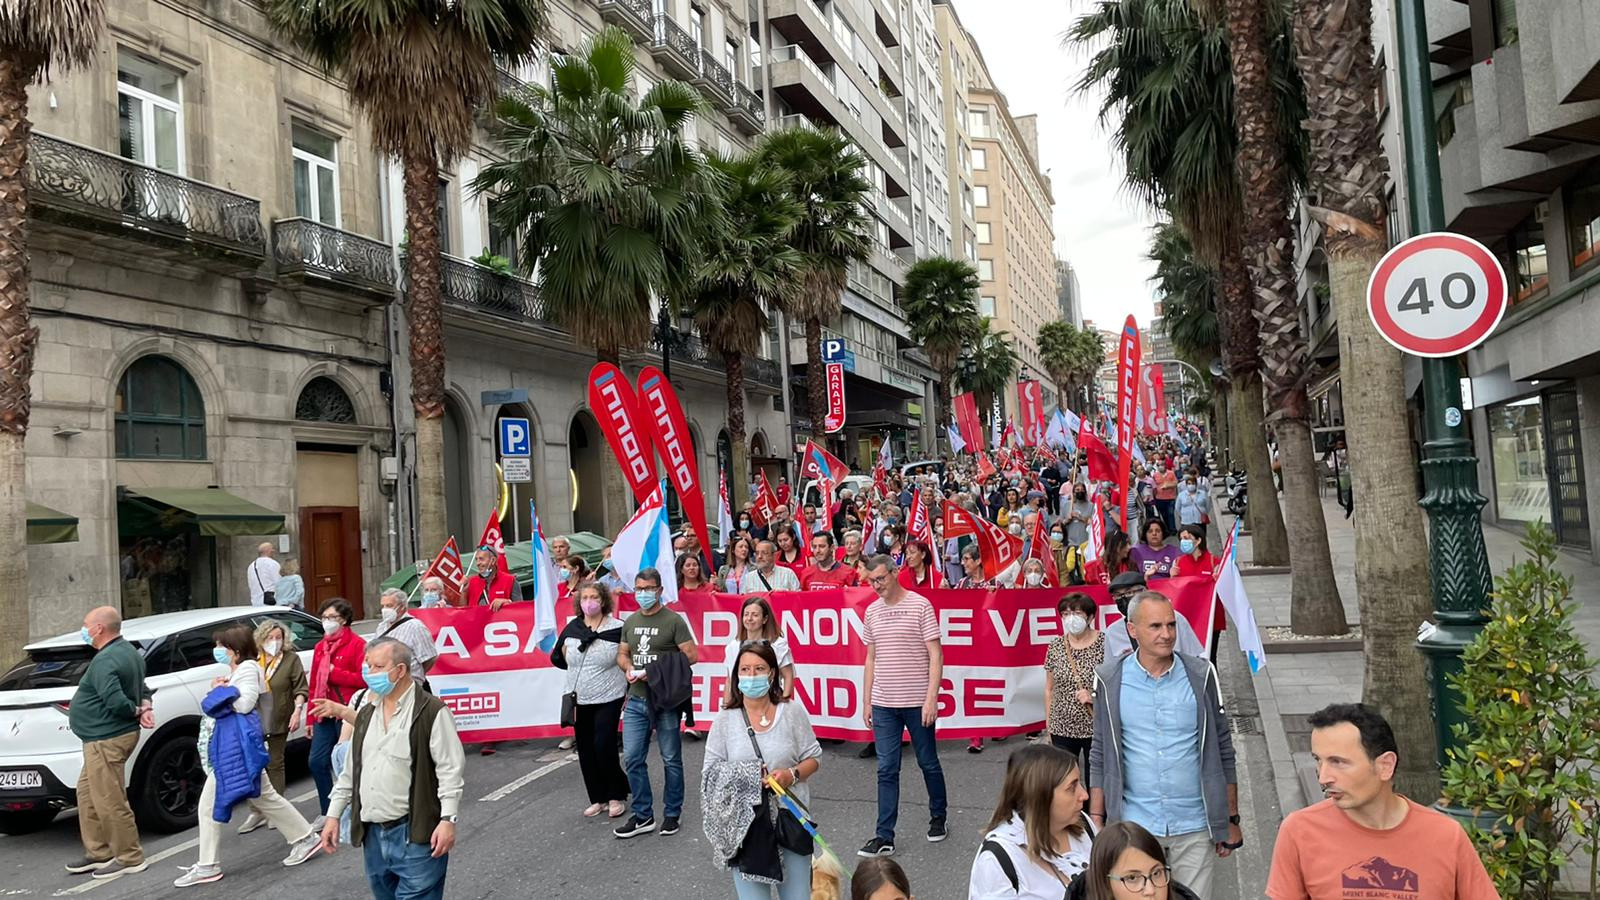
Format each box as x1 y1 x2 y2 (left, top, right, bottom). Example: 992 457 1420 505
1226 490 1600 889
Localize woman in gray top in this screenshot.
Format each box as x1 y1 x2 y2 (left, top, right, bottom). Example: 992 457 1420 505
703 641 822 900
552 581 629 818
1064 485 1095 548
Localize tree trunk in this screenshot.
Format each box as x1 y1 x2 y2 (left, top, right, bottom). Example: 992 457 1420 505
1217 247 1288 564
1278 410 1347 634
726 352 749 511
403 150 448 554
804 317 825 431
936 372 953 441
0 59 36 662
1213 381 1232 471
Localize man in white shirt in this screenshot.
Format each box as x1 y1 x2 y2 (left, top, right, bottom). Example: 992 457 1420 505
246 543 281 607
738 541 800 592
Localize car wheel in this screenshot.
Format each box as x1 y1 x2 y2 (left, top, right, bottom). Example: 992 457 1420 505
134 730 204 833
0 808 58 835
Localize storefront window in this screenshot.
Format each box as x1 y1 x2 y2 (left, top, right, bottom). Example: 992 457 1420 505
1489 398 1550 524
117 531 217 617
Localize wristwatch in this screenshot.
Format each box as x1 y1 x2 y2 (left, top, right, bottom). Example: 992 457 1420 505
1227 814 1241 825
441 815 459 824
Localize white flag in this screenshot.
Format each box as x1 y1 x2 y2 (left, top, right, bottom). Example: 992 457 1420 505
1215 521 1266 673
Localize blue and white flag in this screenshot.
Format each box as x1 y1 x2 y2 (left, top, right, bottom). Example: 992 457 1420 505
1045 409 1077 454
612 482 679 605
526 498 560 652
948 423 966 454
1131 440 1146 465
1215 521 1266 673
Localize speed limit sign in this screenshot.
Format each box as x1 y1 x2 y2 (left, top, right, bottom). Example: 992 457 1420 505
1366 232 1508 357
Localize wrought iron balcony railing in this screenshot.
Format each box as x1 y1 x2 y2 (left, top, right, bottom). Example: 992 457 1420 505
26 132 265 260
272 218 396 293
653 327 781 387
731 84 766 134
696 50 735 106
649 15 700 78
598 0 653 40
405 253 545 323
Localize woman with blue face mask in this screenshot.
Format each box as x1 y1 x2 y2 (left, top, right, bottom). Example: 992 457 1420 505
1172 524 1224 663
702 641 823 900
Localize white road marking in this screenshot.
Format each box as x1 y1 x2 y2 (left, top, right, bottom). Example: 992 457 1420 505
54 788 321 895
478 753 577 802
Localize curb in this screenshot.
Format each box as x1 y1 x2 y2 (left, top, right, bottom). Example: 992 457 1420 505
1241 565 1291 577
1261 637 1362 654
1253 660 1307 816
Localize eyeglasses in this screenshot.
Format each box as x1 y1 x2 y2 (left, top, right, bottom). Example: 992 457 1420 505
1109 866 1171 891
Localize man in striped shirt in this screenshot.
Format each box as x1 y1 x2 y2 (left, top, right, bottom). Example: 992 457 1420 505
857 555 947 859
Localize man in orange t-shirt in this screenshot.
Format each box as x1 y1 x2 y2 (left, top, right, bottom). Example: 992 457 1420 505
1267 703 1498 900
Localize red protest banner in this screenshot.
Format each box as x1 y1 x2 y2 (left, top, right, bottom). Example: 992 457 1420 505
1115 316 1141 527
1017 380 1044 446
752 472 781 526
941 499 978 538
423 537 467 604
637 366 713 570
952 391 984 451
586 362 657 505
974 515 1024 581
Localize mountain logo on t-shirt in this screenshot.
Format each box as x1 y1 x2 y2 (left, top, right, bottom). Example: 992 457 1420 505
1340 856 1420 896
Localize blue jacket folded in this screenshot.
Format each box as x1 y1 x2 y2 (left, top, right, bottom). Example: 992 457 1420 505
202 685 269 823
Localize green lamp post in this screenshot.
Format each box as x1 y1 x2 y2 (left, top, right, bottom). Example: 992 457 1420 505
1392 0 1495 779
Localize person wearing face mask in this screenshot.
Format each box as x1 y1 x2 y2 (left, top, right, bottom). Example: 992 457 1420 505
417 575 448 608
173 624 323 886
1044 594 1104 780
1174 475 1210 531
1171 525 1225 662
460 546 519 609
1020 558 1049 589
614 568 701 839
373 588 439 690
239 620 308 835
551 582 629 819
309 598 366 816
559 555 593 603
1064 485 1095 549
1051 523 1085 587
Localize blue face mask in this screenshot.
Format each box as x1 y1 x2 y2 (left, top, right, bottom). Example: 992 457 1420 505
738 676 771 698
1179 539 1196 555
362 666 396 697
80 626 93 645
636 590 660 610
212 647 231 666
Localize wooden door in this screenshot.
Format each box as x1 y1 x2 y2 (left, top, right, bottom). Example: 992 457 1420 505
300 507 364 617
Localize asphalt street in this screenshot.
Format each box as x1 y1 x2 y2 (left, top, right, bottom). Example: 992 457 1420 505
3 633 1280 900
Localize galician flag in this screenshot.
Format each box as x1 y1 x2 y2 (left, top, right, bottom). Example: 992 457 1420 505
718 472 735 550
612 482 679 605
526 499 560 652
1215 520 1266 673
948 423 966 454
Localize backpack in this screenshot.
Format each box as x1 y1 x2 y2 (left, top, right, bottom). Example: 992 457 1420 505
981 815 1096 897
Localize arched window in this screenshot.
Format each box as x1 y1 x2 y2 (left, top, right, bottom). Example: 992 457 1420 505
295 376 356 424
115 355 207 459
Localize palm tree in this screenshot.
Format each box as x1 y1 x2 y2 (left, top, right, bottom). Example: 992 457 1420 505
0 0 108 663
1069 0 1293 567
901 257 981 435
1071 328 1106 411
474 27 721 532
957 321 1020 437
1293 0 1436 794
269 0 547 554
1147 222 1227 456
1038 321 1078 408
757 127 872 430
1211 0 1347 634
688 152 803 510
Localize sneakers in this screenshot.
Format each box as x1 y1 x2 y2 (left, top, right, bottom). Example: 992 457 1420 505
927 818 948 843
558 736 576 750
65 856 110 874
857 743 877 759
608 800 627 818
967 738 984 753
173 865 223 888
282 832 323 867
583 803 604 817
659 816 681 836
857 837 895 858
612 815 656 839
91 860 149 879
237 812 268 834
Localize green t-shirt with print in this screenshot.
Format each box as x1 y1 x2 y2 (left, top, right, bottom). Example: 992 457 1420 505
622 607 693 699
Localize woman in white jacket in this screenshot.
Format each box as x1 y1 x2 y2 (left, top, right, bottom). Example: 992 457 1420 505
968 745 1094 900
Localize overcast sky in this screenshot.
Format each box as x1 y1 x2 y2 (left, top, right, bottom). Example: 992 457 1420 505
955 0 1159 330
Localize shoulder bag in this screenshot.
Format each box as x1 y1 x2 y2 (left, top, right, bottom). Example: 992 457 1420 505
739 708 814 855
558 631 580 729
253 561 276 605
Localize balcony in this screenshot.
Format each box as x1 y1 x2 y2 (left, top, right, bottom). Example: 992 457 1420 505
598 0 653 42
695 50 736 109
731 84 766 135
26 132 265 270
649 15 700 81
407 253 546 324
653 328 781 389
272 218 396 298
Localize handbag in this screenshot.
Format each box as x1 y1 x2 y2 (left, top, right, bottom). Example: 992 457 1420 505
740 708 815 855
559 691 578 729
252 561 276 606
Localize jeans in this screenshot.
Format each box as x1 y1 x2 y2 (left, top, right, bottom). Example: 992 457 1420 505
309 718 341 814
1155 499 1176 534
576 697 629 803
732 846 813 900
361 818 448 900
871 705 947 842
621 695 684 820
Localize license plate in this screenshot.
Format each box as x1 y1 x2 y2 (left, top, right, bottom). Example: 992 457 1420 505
0 770 43 790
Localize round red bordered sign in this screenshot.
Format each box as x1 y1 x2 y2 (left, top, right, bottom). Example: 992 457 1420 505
1366 232 1508 357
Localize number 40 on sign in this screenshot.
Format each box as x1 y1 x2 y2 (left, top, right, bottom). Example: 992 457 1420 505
1366 232 1508 358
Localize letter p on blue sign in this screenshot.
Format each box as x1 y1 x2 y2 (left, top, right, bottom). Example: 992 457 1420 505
499 417 531 457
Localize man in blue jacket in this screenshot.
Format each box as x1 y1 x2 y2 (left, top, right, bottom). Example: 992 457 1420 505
1088 591 1242 898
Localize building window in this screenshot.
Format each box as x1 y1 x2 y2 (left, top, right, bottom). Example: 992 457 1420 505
726 38 741 83
291 125 340 226
689 5 705 48
117 51 183 174
1493 0 1518 48
974 184 988 207
978 259 993 281
968 107 991 138
976 222 991 244
979 295 995 317
436 179 452 255
295 376 357 424
1488 397 1547 524
1567 169 1600 273
486 197 518 267
972 147 987 170
115 355 206 460
1506 202 1547 304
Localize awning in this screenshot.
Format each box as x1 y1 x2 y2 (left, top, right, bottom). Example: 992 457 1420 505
120 488 286 537
26 501 79 544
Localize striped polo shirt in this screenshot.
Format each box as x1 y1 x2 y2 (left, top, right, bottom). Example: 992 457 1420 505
863 591 940 708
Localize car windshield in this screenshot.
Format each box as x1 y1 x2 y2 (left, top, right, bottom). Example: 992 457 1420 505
0 648 99 690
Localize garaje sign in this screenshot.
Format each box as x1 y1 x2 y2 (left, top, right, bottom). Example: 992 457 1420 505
1366 232 1508 357
412 579 1219 741
824 363 847 433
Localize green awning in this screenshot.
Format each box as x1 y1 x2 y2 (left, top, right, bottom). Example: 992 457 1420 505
122 488 285 537
26 501 79 544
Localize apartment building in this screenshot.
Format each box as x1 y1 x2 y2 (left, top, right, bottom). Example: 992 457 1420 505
762 0 944 464
1056 258 1083 328
934 0 1057 424
19 0 786 638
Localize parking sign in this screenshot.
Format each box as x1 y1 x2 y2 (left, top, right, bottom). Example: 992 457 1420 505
498 417 531 457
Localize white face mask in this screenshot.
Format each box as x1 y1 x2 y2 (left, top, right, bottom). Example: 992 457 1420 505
263 640 282 657
1024 571 1044 587
1064 614 1089 636
380 606 398 623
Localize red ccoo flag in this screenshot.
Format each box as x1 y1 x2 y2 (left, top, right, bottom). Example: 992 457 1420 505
1078 417 1117 483
752 472 782 526
974 514 1025 582
1027 504 1060 587
1114 316 1142 526
941 499 978 538
952 391 984 452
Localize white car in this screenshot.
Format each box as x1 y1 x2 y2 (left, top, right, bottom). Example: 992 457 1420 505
801 474 874 508
0 606 327 835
